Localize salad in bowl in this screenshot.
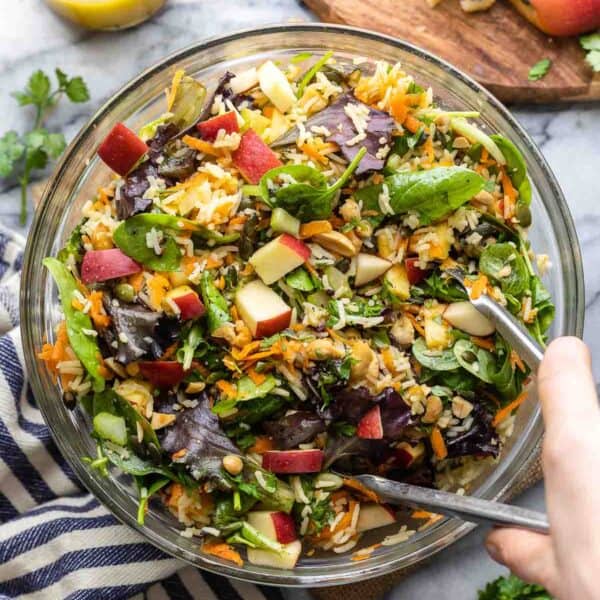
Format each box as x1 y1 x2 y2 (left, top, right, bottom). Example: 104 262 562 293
39 51 554 569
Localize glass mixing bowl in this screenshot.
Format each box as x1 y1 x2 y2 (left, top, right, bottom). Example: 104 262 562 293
20 24 584 587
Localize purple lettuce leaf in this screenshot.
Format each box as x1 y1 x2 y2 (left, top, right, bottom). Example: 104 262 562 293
161 396 239 489
272 92 394 174
262 411 326 450
444 405 500 459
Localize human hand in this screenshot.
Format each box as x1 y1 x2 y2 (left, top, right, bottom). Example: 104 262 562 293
485 337 600 600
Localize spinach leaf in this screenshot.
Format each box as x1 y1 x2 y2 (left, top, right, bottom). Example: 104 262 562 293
200 271 231 334
224 395 285 426
490 337 525 400
236 374 279 402
259 147 366 222
412 271 468 303
113 214 182 271
355 166 485 225
102 442 175 479
412 337 460 371
453 339 496 384
43 258 105 391
490 134 531 205
479 243 529 296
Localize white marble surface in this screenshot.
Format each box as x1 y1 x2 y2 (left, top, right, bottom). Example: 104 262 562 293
1 1 599 598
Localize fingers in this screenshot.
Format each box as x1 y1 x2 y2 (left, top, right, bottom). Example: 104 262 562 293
538 337 598 436
485 528 559 595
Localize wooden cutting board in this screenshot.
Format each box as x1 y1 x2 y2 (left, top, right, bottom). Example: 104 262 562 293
304 0 600 103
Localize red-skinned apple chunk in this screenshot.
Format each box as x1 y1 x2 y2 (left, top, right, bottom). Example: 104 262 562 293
138 361 185 388
97 122 148 176
81 248 141 284
165 285 205 320
232 129 282 184
508 0 600 36
356 504 396 532
197 111 239 141
235 280 292 338
249 234 311 285
247 511 297 544
357 405 384 439
262 449 323 474
247 540 302 569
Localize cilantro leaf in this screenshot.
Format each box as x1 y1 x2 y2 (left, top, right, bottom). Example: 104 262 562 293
65 76 90 103
55 68 69 88
14 70 52 107
0 131 25 177
478 573 552 599
528 58 552 81
580 31 600 51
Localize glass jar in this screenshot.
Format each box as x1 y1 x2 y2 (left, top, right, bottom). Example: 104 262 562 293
45 0 166 30
21 24 584 587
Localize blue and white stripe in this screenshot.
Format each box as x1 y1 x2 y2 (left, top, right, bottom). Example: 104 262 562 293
0 225 276 600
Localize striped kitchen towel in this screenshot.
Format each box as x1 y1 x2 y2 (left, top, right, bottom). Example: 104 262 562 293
0 224 283 600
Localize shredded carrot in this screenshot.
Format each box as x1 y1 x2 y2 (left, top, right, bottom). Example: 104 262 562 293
182 135 221 156
248 436 274 454
403 114 421 134
333 500 357 533
38 321 69 376
88 291 111 328
510 350 526 373
500 169 517 201
471 336 495 351
148 274 170 310
412 510 436 520
128 271 145 293
171 450 187 461
299 220 332 239
390 92 408 122
216 380 237 398
214 275 225 290
481 148 490 164
228 215 248 227
343 478 380 503
247 367 266 385
231 341 261 361
352 543 382 561
405 312 426 338
262 105 275 118
430 426 448 460
202 541 244 567
166 69 184 111
465 275 489 300
160 341 179 360
492 390 528 427
300 142 328 165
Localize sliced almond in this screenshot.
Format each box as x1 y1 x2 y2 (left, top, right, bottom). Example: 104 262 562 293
313 231 357 257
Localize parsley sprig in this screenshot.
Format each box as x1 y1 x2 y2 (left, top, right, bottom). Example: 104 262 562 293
0 69 89 224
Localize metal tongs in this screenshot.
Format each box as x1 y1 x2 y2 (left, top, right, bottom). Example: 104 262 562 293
338 267 549 533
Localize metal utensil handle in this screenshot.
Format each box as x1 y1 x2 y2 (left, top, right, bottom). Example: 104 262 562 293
475 295 545 371
359 474 549 534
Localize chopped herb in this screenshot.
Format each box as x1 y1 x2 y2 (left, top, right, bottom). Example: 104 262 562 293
528 58 552 81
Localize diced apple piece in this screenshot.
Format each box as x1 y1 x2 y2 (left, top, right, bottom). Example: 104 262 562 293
262 449 323 474
257 60 296 113
357 405 384 439
356 504 396 533
81 248 141 284
408 223 451 261
443 301 495 337
197 111 239 142
138 361 185 388
166 285 206 320
232 129 282 183
235 280 292 338
97 122 148 176
354 253 392 287
230 67 259 95
249 234 310 285
405 257 429 285
384 264 410 300
248 511 297 544
247 539 302 570
395 441 426 469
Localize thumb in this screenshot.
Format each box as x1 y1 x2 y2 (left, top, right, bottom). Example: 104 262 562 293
485 528 560 595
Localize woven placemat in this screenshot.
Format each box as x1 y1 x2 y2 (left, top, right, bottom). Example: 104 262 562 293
311 448 543 600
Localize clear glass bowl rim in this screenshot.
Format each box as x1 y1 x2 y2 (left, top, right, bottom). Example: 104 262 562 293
20 23 584 588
